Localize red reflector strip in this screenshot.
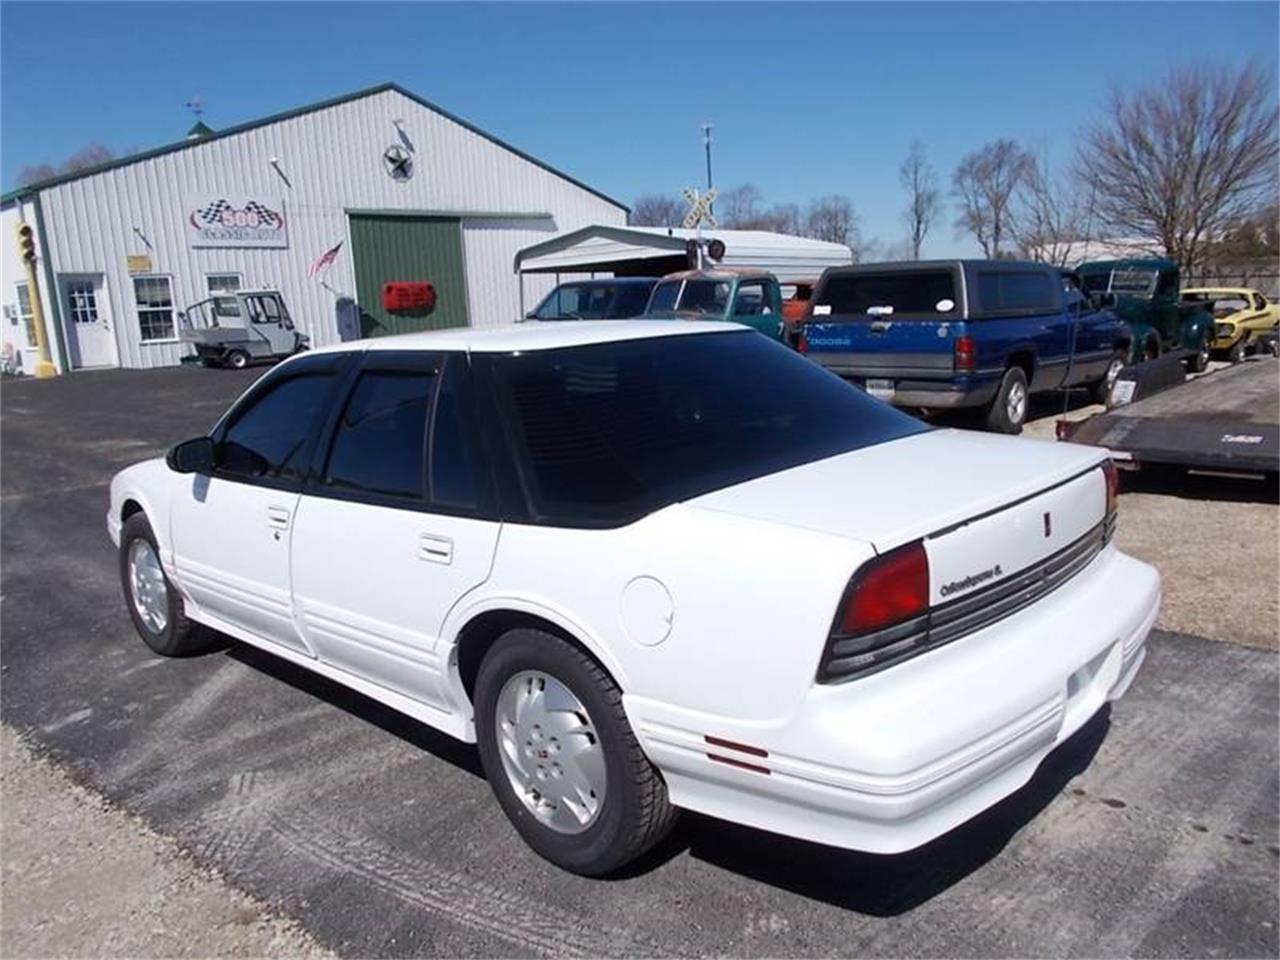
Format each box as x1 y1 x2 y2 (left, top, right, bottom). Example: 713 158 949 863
706 753 771 775
704 735 768 758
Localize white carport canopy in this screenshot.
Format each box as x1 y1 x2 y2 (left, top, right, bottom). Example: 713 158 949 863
514 225 853 284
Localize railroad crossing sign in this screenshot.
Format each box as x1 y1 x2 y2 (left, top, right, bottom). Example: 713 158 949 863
681 187 717 229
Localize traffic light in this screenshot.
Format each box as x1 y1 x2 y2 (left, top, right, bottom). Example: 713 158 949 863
16 224 36 264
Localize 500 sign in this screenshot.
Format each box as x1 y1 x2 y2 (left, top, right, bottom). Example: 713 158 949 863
187 196 288 248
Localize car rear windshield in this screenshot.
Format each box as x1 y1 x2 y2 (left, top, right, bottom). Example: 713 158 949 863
815 270 958 318
489 331 926 526
646 279 733 316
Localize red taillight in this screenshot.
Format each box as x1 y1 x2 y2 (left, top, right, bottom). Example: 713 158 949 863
838 540 930 636
954 335 976 371
1102 458 1119 521
797 326 809 354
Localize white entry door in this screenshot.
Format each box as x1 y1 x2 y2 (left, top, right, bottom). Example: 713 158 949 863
61 276 116 368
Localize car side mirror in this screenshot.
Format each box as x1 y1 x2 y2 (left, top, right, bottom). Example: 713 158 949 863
166 436 215 474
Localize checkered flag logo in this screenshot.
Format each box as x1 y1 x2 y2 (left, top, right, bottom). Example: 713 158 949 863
243 200 283 229
191 198 232 226
188 199 284 229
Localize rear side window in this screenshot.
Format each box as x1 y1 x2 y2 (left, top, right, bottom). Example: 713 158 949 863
429 358 480 509
976 271 1055 314
816 271 957 317
216 359 343 483
324 368 435 499
491 331 926 527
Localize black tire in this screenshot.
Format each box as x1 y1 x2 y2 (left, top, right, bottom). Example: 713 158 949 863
474 628 678 876
1186 330 1210 373
1227 338 1245 364
1091 351 1127 406
985 366 1029 435
226 349 250 370
119 513 205 657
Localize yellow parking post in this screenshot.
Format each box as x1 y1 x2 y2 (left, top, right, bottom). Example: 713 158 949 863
15 223 56 379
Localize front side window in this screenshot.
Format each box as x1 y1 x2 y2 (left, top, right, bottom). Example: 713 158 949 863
207 273 242 320
816 270 957 318
217 365 340 482
133 277 176 342
323 367 436 500
491 331 925 526
732 281 772 317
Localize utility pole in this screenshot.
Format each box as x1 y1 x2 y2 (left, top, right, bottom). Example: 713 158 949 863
701 123 714 215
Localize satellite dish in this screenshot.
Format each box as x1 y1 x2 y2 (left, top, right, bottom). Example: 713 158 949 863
707 238 726 262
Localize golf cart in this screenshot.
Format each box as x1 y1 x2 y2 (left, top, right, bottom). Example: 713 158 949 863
178 289 308 369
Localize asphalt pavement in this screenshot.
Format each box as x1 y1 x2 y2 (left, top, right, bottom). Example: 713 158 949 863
2 366 1277 958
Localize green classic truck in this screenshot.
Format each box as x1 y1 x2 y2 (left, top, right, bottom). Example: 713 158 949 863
1076 258 1214 372
641 268 786 341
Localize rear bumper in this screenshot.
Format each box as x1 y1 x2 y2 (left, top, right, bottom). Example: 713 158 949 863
627 546 1160 854
805 356 998 408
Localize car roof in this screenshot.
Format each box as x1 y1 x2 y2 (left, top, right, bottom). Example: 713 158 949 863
555 277 659 287
1077 258 1177 272
660 267 771 282
1182 287 1256 296
307 319 742 356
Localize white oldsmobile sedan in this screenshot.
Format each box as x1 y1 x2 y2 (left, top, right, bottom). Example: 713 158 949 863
108 321 1161 875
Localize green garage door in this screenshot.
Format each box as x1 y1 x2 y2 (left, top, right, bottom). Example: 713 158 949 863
349 214 469 336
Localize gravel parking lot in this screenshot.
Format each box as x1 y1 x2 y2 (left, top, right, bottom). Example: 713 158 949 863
2 365 1277 958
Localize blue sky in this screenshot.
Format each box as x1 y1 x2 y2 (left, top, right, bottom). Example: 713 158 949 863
2 2 1276 256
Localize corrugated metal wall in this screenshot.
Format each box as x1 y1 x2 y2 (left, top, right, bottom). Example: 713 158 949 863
31 88 624 368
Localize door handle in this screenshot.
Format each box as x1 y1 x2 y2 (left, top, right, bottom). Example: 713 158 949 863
266 506 291 530
419 534 453 565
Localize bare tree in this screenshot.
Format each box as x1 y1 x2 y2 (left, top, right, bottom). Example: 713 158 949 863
630 194 684 227
759 202 804 235
1010 151 1091 266
719 184 765 228
1076 62 1279 270
899 140 939 259
64 143 115 173
15 142 118 187
15 163 57 187
805 195 857 247
952 139 1033 257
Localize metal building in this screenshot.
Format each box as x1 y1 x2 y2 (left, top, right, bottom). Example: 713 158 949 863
0 82 626 373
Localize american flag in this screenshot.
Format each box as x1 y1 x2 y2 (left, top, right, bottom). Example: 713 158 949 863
308 241 343 277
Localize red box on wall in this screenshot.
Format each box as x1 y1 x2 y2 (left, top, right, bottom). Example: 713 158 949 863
382 281 436 313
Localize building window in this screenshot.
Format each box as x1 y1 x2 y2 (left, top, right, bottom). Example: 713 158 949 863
133 276 176 342
14 282 36 346
207 273 242 320
67 280 100 326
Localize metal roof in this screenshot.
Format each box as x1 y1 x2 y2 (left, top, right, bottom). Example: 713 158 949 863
1 82 627 211
514 225 853 283
306 318 740 355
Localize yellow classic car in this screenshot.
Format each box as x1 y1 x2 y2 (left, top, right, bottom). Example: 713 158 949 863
1181 287 1280 362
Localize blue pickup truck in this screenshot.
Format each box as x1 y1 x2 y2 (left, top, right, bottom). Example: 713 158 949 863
799 260 1132 433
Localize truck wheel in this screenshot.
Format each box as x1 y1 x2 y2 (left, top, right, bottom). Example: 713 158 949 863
1092 351 1126 406
226 350 249 370
986 367 1028 435
1227 338 1245 364
1186 330 1210 373
474 628 678 876
119 513 208 657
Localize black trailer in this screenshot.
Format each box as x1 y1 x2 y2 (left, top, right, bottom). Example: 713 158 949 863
1063 357 1279 476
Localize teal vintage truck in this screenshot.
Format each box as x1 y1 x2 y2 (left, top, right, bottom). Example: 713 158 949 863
641 268 786 341
1076 258 1214 372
